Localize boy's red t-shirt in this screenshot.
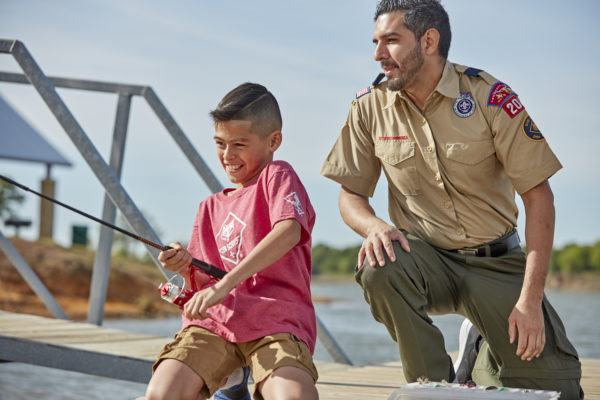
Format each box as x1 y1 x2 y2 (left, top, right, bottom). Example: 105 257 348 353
182 160 317 353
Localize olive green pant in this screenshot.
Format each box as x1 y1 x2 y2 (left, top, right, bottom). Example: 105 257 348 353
354 233 583 399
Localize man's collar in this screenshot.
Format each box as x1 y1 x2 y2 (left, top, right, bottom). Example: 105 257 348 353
436 61 460 99
383 61 459 109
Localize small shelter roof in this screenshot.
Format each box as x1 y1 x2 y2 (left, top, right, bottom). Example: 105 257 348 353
0 94 71 166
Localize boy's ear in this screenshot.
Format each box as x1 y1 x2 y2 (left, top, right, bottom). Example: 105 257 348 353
268 130 282 151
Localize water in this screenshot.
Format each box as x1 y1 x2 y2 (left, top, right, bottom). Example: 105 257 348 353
0 282 598 399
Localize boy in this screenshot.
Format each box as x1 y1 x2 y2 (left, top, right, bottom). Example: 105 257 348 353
146 83 319 400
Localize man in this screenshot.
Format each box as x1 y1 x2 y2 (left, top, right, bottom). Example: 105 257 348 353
320 0 583 397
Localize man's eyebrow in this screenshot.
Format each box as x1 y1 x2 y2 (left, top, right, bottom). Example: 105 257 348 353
373 31 402 43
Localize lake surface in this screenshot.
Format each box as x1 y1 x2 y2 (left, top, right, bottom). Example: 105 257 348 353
0 281 598 399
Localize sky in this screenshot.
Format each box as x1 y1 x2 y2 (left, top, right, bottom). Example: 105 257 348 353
0 0 599 254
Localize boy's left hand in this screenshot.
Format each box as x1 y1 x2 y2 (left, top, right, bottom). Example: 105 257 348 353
183 282 230 320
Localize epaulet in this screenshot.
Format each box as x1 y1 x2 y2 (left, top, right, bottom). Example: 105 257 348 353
372 73 385 86
352 74 384 106
455 64 497 85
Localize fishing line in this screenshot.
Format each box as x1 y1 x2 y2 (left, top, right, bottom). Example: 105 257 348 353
0 174 226 279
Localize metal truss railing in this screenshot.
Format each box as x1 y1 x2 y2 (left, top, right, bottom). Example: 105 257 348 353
0 39 352 365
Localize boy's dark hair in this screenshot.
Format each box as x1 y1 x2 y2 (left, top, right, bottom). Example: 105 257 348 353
210 82 282 136
374 0 451 60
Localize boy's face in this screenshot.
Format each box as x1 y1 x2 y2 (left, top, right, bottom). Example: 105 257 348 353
214 120 281 188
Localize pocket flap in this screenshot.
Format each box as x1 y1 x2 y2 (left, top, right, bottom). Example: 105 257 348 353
446 141 495 165
375 140 415 165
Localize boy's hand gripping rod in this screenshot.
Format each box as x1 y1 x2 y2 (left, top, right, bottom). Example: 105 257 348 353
0 174 226 280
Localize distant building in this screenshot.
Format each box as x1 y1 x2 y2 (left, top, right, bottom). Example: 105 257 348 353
0 93 71 239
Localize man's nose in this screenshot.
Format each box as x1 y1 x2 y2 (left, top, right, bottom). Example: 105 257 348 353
374 42 387 61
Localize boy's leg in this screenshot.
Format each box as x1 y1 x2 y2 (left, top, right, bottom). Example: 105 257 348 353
240 333 318 400
257 366 318 400
454 248 583 398
149 326 245 399
354 237 460 382
146 359 207 400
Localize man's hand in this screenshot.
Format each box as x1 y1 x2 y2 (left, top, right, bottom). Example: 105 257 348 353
508 297 545 361
359 221 410 268
158 242 192 274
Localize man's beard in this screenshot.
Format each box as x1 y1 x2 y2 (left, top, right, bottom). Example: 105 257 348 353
385 43 424 91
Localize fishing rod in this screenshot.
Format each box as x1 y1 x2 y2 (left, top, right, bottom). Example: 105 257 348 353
0 174 226 280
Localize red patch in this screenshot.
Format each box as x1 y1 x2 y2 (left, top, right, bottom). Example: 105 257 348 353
488 82 513 106
502 94 525 119
379 136 408 140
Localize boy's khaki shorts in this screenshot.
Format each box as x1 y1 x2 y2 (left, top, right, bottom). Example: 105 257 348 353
153 325 318 398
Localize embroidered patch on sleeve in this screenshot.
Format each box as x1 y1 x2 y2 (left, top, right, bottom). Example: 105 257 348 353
355 86 371 99
502 94 525 119
487 82 514 106
285 192 304 215
522 116 545 141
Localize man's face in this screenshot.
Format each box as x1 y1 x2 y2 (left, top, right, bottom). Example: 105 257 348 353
373 11 424 91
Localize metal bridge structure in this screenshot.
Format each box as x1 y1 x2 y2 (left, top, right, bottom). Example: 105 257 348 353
0 39 352 380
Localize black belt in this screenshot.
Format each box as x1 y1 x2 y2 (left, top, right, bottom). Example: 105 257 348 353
452 230 520 257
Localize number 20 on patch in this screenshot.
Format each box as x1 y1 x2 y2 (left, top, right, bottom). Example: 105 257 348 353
502 94 524 119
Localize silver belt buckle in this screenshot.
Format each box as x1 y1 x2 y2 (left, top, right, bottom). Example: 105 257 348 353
456 248 478 256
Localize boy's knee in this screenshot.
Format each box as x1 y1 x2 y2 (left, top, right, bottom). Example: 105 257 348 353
146 384 204 400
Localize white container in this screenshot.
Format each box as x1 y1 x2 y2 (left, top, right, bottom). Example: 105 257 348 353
388 382 560 400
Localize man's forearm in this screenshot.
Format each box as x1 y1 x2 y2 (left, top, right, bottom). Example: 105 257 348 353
339 186 383 237
520 180 555 304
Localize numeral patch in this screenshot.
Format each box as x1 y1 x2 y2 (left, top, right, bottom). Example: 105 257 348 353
502 94 524 119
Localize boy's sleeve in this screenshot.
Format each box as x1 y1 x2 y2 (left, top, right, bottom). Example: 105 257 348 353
266 167 314 243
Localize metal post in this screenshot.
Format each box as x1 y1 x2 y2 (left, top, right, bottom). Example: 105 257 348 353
142 87 222 193
8 40 171 280
87 94 131 325
0 229 69 320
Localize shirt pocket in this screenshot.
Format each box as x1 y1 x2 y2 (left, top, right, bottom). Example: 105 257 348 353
445 140 496 165
375 140 420 195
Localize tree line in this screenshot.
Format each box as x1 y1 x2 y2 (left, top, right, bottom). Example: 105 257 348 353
312 241 600 276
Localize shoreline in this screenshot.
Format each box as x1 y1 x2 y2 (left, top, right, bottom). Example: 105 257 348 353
1 238 598 321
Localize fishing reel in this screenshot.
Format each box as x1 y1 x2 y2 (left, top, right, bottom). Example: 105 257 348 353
158 275 194 309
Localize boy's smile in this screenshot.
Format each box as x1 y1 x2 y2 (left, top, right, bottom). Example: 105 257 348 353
214 120 281 189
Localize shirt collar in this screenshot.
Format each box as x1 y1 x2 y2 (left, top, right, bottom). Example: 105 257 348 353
382 61 460 109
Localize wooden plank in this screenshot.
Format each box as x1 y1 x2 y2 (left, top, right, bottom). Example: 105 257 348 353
0 310 598 399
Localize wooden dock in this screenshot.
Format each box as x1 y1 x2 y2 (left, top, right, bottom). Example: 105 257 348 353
0 310 598 399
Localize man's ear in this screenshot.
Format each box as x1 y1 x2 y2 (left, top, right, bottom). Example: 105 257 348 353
268 130 282 151
421 28 440 56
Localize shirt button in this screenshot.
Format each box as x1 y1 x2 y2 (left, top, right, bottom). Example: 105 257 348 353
426 146 433 152
422 118 427 124
434 174 441 181
444 200 452 209
456 228 464 235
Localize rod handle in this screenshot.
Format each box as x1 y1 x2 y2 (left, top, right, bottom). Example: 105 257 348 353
162 246 226 279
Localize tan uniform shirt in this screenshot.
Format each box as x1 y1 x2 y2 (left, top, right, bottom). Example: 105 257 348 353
321 61 562 249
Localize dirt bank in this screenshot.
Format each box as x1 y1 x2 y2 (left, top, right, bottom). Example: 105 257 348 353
0 237 178 320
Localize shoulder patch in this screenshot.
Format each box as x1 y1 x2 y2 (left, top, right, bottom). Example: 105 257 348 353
488 82 514 106
356 86 371 99
502 94 525 119
464 67 482 77
522 116 545 141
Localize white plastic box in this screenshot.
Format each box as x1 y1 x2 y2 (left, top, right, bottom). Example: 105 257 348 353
388 381 560 400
